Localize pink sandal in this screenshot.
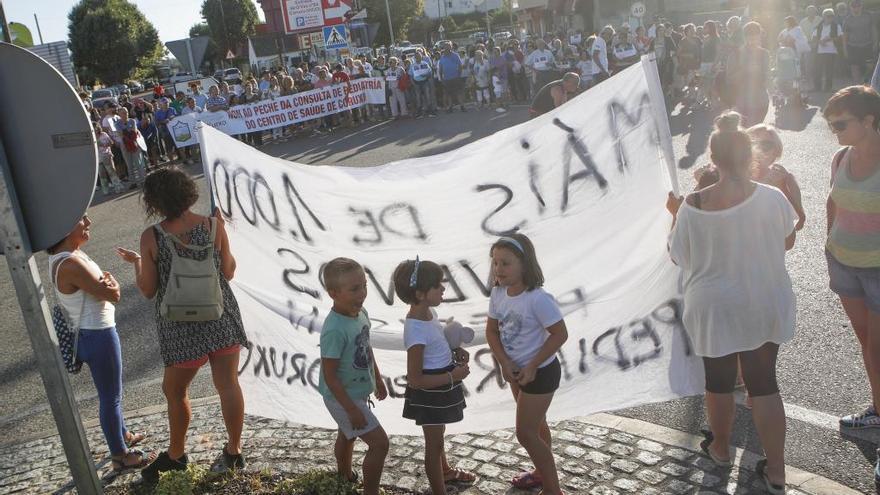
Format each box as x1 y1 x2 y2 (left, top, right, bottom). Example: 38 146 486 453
512 470 543 489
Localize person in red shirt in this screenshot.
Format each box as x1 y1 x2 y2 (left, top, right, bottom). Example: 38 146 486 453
331 63 354 127
152 84 165 100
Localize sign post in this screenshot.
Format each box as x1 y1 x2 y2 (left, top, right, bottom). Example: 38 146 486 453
0 41 103 494
0 118 102 495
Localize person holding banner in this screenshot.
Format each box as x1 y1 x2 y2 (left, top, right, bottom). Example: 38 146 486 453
386 57 409 119
528 72 581 119
393 259 476 494
667 112 796 495
116 168 250 481
318 258 389 495
486 234 568 495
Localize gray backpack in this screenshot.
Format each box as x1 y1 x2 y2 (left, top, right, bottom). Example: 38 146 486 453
156 219 224 322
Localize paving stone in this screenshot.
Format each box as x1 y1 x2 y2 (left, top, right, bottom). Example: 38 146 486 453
606 443 634 456
472 449 497 463
690 470 721 487
589 486 621 495
563 445 586 458
556 430 580 442
666 479 694 494
581 425 610 437
490 430 514 440
450 434 473 445
494 454 521 467
477 463 501 478
635 468 667 485
613 478 641 492
589 468 615 481
609 432 635 444
692 456 721 471
610 459 640 474
659 462 691 477
470 437 495 448
665 447 694 461
585 450 612 465
580 436 607 449
636 451 663 466
636 439 664 453
490 441 516 453
563 476 593 491
561 460 589 475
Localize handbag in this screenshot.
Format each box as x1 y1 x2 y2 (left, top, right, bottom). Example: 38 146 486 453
50 254 84 374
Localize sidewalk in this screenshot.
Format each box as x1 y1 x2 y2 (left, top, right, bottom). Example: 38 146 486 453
0 396 862 495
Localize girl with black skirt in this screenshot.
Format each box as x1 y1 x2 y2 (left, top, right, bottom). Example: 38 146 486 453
392 259 477 494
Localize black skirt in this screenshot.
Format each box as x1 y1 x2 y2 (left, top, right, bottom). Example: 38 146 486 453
402 364 466 426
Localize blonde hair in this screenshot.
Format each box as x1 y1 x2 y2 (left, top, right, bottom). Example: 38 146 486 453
747 124 783 157
323 258 363 291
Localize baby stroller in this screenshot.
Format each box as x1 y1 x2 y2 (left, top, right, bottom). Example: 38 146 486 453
772 45 808 113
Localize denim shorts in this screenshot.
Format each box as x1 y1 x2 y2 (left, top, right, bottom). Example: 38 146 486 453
826 250 880 312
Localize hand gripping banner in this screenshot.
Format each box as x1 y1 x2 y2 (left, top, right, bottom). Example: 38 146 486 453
200 59 703 434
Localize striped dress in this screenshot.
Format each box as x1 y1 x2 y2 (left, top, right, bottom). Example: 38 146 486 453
828 148 880 268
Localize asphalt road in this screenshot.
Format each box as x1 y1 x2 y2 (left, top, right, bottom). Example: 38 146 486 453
0 92 876 492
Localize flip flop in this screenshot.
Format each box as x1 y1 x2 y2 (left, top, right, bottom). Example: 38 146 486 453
699 429 732 467
756 458 785 494
111 448 156 475
511 470 543 489
443 468 476 485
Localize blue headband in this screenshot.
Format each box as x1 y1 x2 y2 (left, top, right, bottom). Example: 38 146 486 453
409 256 421 288
498 237 525 253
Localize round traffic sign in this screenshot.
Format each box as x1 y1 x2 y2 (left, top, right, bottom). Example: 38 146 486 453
0 43 97 254
631 1 647 18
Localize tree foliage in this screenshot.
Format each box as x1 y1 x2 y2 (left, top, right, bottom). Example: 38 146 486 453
68 0 163 85
200 0 259 56
361 0 425 46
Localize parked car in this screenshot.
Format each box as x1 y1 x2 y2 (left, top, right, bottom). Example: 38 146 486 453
221 68 243 85
169 72 195 84
127 80 144 93
110 84 130 97
143 79 156 90
469 31 488 43
90 89 118 109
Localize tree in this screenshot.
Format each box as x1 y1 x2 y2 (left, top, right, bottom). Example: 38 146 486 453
68 0 163 85
190 22 221 70
361 0 425 46
200 0 259 56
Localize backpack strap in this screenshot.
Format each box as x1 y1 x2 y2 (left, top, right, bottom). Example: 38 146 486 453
51 253 74 289
154 220 214 252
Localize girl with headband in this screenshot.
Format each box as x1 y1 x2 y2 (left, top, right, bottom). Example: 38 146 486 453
486 233 569 495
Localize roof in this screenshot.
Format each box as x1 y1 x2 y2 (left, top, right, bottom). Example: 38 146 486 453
249 33 303 57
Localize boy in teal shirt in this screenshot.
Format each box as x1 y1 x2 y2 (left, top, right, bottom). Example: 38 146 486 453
318 258 388 495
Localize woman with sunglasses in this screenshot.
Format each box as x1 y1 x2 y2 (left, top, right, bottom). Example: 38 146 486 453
824 86 880 430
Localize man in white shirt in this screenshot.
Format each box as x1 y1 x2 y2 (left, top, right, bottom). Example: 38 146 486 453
526 39 557 88
592 26 614 83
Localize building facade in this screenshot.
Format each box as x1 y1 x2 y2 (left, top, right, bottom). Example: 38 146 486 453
425 0 504 19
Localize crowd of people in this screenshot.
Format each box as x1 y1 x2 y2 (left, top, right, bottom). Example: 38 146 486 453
50 1 880 493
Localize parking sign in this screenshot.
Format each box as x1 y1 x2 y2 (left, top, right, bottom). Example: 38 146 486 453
282 0 325 33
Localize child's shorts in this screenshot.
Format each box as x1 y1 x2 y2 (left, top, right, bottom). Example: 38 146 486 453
323 395 381 440
519 358 561 395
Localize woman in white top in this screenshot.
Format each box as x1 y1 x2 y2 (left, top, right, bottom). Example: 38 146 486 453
47 215 153 473
667 112 796 495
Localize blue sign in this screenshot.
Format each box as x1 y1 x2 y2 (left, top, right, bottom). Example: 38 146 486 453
322 24 348 50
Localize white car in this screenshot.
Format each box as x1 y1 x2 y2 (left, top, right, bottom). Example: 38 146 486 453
90 89 118 109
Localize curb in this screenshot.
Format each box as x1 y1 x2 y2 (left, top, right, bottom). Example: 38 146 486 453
77 396 862 495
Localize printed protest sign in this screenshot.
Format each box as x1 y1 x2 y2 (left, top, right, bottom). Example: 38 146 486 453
171 78 386 147
199 61 702 434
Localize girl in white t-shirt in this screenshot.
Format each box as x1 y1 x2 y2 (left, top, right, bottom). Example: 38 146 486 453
486 233 568 495
393 258 476 494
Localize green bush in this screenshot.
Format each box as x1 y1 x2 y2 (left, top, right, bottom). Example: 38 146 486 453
154 464 207 495
285 469 358 495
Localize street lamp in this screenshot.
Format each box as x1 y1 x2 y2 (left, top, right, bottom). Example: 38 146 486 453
384 0 395 47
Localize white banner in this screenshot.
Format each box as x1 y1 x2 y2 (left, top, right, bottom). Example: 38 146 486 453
200 62 703 435
171 78 386 147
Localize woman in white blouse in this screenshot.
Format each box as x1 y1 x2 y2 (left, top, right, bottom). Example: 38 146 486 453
666 112 797 495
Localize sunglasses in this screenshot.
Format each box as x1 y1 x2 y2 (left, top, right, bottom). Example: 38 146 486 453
828 117 858 132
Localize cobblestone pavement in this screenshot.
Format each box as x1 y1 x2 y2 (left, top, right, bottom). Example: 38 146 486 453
0 397 862 495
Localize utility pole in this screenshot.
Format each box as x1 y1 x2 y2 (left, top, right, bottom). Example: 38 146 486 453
33 13 43 44
218 0 230 69
384 0 395 47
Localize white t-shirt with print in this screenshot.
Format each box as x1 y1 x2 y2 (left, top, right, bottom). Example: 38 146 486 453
404 310 453 371
818 24 840 54
526 49 555 71
592 36 609 75
488 286 563 369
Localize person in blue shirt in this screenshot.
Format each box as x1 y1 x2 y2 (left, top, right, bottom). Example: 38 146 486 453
438 43 467 113
409 50 437 118
154 98 178 162
137 111 159 169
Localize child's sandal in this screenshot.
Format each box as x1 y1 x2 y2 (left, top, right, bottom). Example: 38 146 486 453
511 470 543 489
443 468 476 485
124 431 146 449
111 449 156 474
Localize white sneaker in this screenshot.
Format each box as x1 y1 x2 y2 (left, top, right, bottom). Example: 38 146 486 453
840 405 880 428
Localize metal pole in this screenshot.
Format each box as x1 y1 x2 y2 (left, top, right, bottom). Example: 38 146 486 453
34 13 44 44
0 1 11 43
0 135 102 492
185 38 197 75
383 0 394 47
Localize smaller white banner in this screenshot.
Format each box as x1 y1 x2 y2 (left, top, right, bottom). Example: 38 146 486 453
170 78 386 147
284 0 325 32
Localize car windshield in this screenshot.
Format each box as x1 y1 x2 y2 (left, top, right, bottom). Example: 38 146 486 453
225 69 239 75
92 90 112 98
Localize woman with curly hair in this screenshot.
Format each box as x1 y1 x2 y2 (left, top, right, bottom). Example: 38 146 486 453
116 167 250 482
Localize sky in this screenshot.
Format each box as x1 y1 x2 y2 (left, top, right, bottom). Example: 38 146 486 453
5 0 264 45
